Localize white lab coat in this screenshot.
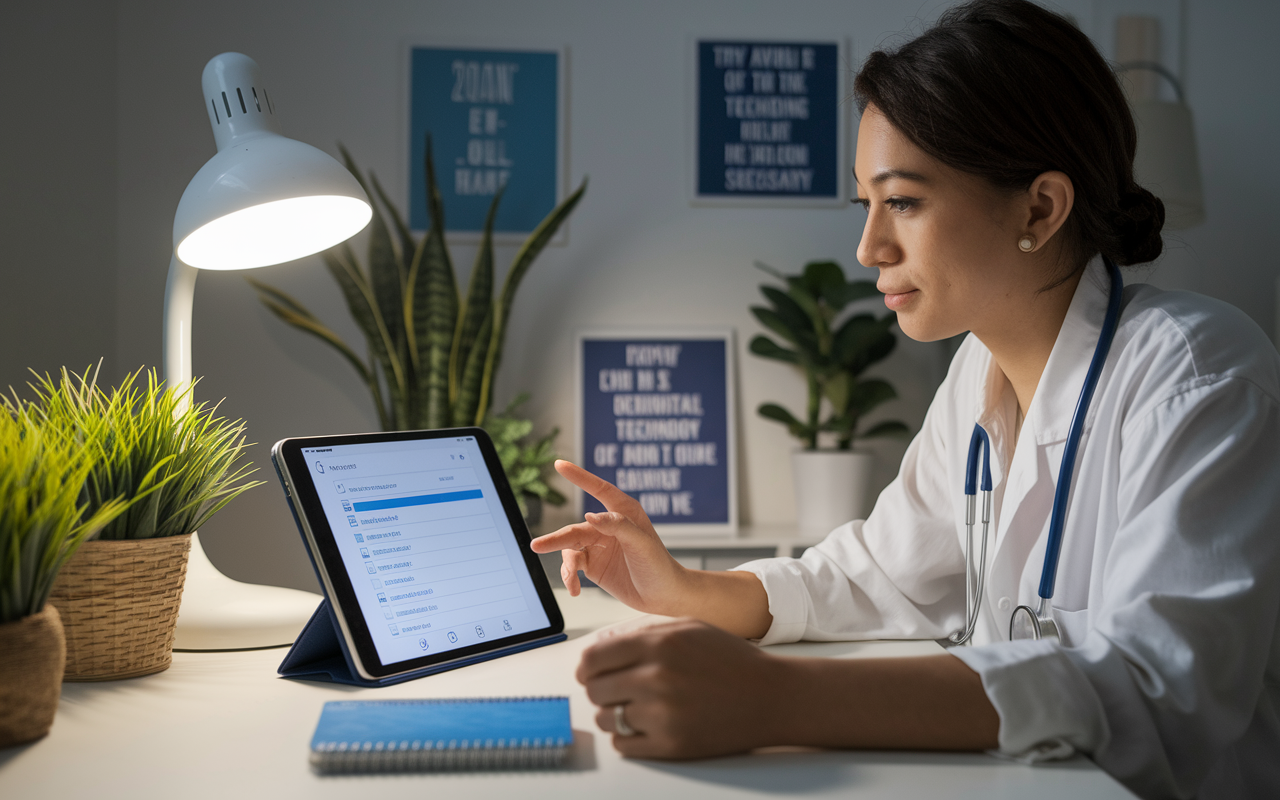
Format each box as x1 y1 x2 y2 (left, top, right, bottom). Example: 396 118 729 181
737 257 1280 799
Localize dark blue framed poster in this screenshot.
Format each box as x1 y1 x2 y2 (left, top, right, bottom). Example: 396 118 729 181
692 39 848 206
577 331 737 537
407 46 565 240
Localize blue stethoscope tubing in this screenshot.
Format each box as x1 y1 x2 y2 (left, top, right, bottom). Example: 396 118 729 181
951 257 1124 645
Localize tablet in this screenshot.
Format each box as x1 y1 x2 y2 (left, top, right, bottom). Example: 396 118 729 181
272 427 564 682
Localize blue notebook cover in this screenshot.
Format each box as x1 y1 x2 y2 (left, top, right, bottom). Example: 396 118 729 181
310 697 573 773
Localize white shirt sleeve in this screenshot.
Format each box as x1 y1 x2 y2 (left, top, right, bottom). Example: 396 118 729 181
952 376 1280 799
736 371 967 646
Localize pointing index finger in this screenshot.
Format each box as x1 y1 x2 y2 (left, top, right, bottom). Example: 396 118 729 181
555 460 647 520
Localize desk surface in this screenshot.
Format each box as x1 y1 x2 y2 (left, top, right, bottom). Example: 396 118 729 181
0 589 1134 799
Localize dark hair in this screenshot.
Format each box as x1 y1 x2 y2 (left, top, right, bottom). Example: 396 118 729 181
854 0 1164 274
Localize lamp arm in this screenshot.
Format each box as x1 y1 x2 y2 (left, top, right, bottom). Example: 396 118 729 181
163 253 199 405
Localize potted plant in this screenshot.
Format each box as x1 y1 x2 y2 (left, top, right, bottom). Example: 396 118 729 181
485 393 567 527
249 138 584 519
27 366 263 681
0 400 124 746
749 260 910 533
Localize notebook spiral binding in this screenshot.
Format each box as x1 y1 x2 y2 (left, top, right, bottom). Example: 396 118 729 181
310 739 569 773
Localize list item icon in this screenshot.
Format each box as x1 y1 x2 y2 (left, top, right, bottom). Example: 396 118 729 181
354 533 364 543
347 515 358 528
475 625 485 639
341 500 352 512
335 483 346 494
503 620 512 632
418 638 429 650
315 461 325 474
447 631 458 644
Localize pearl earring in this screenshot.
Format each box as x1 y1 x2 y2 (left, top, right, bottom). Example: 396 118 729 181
1018 235 1037 253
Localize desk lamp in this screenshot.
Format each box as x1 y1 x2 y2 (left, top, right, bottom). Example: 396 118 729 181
165 52 371 650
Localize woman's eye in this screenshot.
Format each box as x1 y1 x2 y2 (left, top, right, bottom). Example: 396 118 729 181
886 197 916 213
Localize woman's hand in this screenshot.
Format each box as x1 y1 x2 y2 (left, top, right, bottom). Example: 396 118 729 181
530 460 688 615
578 618 786 759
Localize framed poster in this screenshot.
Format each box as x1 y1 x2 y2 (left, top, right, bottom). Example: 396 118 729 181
690 39 849 207
576 331 737 538
406 45 567 242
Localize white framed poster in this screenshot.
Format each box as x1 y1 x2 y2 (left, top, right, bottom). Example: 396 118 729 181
689 38 850 207
402 42 569 244
575 330 738 538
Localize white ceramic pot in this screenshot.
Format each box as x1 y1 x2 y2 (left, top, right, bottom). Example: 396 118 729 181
791 450 875 535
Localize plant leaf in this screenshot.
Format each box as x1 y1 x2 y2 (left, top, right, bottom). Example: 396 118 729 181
801 260 846 304
860 420 912 439
833 313 897 375
410 135 458 428
324 247 408 425
449 185 501 407
848 378 898 416
477 179 588 423
748 335 800 365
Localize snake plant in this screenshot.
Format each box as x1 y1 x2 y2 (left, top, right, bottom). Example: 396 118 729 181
750 260 910 450
250 138 587 433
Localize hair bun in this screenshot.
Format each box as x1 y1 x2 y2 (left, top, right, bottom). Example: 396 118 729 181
1109 186 1165 265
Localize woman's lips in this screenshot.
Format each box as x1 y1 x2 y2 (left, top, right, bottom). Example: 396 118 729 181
883 289 918 311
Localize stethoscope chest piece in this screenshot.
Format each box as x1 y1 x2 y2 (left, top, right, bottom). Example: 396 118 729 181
1009 596 1061 644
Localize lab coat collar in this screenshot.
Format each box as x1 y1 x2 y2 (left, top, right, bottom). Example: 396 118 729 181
1026 256 1114 446
972 256 1114 452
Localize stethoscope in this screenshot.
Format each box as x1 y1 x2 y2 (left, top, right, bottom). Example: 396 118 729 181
949 257 1123 646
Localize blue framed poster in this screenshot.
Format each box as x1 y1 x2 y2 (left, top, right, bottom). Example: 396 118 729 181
577 331 737 538
407 46 565 239
692 39 848 206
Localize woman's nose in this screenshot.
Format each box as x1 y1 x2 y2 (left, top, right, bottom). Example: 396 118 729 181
857 210 901 269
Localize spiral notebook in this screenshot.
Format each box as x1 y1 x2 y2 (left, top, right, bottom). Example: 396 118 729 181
309 697 573 773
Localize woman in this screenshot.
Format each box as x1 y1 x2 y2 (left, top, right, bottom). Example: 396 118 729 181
532 2 1280 797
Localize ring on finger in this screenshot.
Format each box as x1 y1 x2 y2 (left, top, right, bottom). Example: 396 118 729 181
613 703 638 737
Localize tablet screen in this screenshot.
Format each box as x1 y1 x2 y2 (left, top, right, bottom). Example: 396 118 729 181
296 433 551 668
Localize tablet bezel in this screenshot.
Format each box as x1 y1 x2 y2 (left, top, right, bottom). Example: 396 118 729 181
273 426 564 681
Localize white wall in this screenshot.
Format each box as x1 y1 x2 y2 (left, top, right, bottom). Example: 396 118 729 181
1 2 118 391
103 0 1280 591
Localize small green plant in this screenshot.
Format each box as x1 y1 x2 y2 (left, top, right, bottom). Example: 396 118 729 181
484 394 567 518
0 402 125 624
750 260 910 449
24 366 264 541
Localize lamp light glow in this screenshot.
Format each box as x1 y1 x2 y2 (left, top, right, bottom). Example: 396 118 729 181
177 195 371 270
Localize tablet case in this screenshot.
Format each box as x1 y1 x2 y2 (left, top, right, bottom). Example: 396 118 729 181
279 598 567 687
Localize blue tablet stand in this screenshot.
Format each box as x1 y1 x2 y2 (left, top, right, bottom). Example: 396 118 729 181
278 599 566 687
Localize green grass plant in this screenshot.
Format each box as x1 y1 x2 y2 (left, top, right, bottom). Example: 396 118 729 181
0 403 125 623
24 366 264 541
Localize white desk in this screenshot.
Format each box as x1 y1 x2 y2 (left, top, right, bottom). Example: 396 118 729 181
0 589 1135 799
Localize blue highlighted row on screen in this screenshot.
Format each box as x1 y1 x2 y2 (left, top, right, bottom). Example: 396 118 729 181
351 489 484 512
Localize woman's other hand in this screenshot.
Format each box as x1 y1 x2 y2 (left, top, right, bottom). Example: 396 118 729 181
578 618 785 759
530 460 687 615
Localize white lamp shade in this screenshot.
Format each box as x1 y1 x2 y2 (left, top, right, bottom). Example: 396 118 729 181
1132 99 1205 230
173 134 371 270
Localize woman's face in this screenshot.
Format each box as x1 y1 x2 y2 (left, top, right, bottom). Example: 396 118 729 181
854 106 1047 343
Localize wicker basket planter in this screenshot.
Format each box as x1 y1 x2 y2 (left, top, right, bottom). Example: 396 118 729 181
0 604 66 747
48 534 192 681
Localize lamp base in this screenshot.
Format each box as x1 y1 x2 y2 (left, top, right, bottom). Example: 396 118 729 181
173 532 321 651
